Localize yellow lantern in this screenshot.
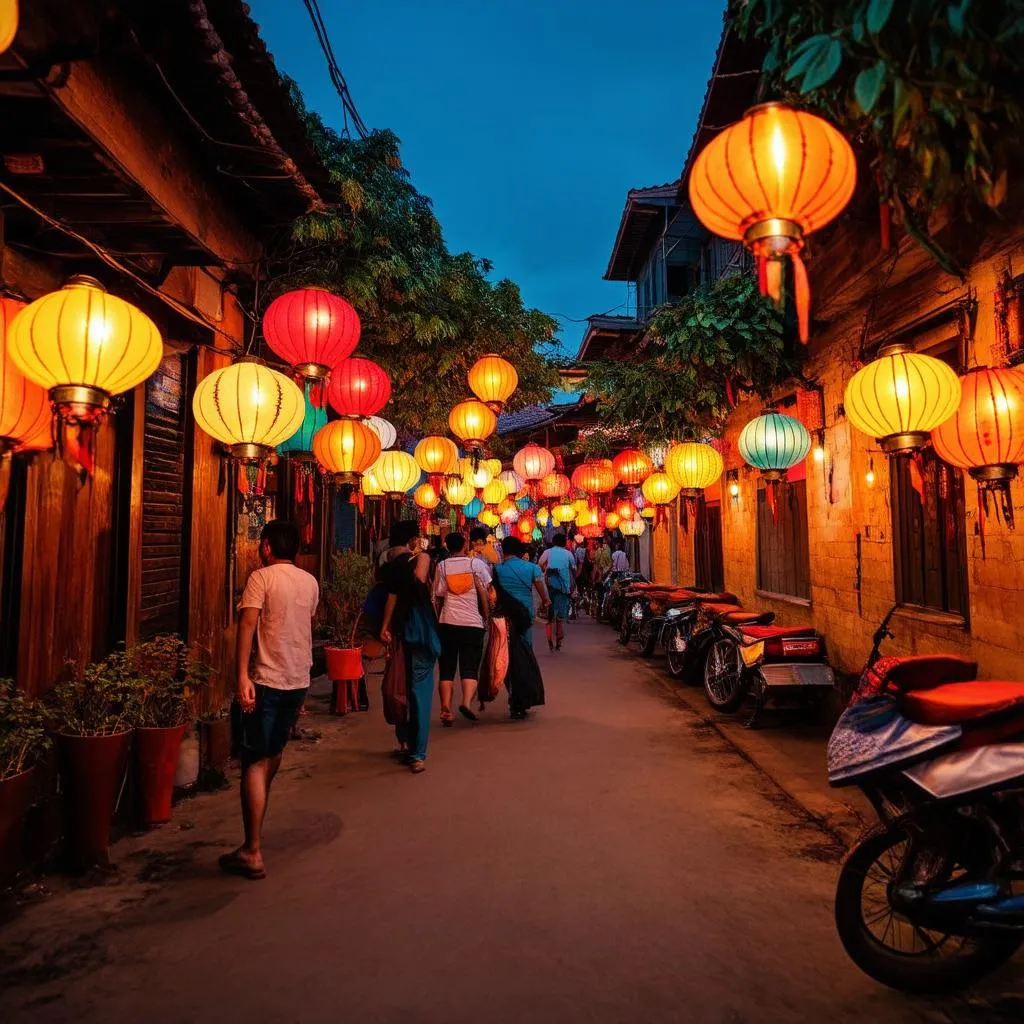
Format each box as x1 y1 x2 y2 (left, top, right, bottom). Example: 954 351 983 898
642 471 681 526
641 506 656 520
375 450 421 497
415 435 458 478
689 103 856 343
449 399 496 450
312 418 381 483
483 457 503 480
604 512 621 530
552 502 576 524
482 478 508 506
0 1 18 58
194 357 305 459
665 441 724 497
478 508 500 528
621 517 647 537
444 476 474 506
361 463 384 498
537 506 550 527
844 343 962 453
469 353 518 412
414 481 440 510
456 455 493 490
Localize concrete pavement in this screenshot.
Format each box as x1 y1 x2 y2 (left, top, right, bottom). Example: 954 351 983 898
3 620 1022 1023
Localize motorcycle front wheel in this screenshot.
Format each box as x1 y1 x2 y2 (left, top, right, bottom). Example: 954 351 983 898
618 608 633 645
835 824 1022 994
702 638 748 712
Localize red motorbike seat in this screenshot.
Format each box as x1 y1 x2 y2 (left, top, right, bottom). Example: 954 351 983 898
904 681 1024 726
720 608 776 627
740 624 817 641
697 592 739 605
878 655 978 694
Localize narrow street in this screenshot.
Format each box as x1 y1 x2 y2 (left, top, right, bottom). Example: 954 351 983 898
6 621 1018 1024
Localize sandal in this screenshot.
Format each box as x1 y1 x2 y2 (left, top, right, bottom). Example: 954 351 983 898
218 850 266 880
440 709 454 728
409 760 426 774
458 704 478 722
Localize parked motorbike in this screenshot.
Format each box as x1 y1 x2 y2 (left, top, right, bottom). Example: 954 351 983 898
595 570 646 627
621 586 736 657
828 608 1024 993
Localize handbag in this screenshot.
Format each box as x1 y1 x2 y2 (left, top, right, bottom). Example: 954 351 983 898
381 639 408 725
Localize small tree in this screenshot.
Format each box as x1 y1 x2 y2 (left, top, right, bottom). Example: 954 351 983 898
46 651 144 737
0 679 51 781
131 636 214 729
320 552 373 648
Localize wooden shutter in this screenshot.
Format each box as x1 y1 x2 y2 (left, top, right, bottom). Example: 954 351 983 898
756 479 810 600
694 497 725 593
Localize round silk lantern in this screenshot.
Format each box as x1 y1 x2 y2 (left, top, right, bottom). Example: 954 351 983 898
366 415 397 450
375 450 420 498
444 477 474 506
277 393 328 461
312 418 381 485
449 399 496 450
613 448 653 486
469 353 518 412
262 287 360 379
361 463 384 498
641 471 680 507
616 499 635 521
482 478 508 506
666 441 724 496
572 458 616 496
463 496 484 519
689 103 856 342
414 482 439 510
621 517 647 537
738 411 811 480
0 0 18 55
517 515 536 537
0 297 48 456
552 502 576 524
499 469 522 494
483 458 503 480
513 443 556 495
537 506 550 527
479 508 500 529
845 343 961 453
539 471 571 501
415 434 458 492
605 512 621 531
327 357 391 419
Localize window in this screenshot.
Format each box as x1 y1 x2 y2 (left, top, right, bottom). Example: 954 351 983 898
694 496 724 593
756 479 811 600
891 451 967 618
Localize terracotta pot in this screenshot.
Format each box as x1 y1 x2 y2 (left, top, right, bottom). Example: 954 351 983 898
0 768 36 882
324 645 362 681
135 725 187 826
57 731 132 871
199 717 231 771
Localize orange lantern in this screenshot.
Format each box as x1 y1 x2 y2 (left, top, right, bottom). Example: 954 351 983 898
468 353 518 412
615 499 635 521
414 434 458 492
414 481 440 510
517 515 536 537
449 399 496 450
689 103 856 343
539 471 570 501
1 297 48 454
0 1 17 56
513 443 556 494
641 471 681 527
312 418 381 484
604 512 621 531
931 366 1024 530
612 448 653 486
571 458 616 497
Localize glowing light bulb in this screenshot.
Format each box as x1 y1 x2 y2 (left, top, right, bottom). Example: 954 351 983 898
865 458 876 488
729 482 740 498
771 123 787 179
813 446 825 463
894 376 910 400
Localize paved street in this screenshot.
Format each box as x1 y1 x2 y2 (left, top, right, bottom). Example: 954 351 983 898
3 621 1021 1023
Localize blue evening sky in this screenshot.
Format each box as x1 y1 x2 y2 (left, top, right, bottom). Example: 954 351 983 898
247 1 725 356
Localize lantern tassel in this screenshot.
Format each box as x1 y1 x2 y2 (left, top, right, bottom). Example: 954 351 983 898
978 483 988 560
790 249 811 344
766 480 778 524
0 455 10 510
909 453 925 500
237 462 249 496
764 258 784 306
756 253 768 295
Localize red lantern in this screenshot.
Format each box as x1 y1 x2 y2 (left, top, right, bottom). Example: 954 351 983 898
517 515 536 537
539 471 570 501
263 287 360 379
612 448 653 486
572 458 616 497
616 499 635 521
513 443 556 494
327 357 391 419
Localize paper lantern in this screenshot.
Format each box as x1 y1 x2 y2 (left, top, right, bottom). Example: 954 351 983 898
444 477 474 506
499 469 522 494
552 502 576 524
621 517 647 537
517 516 536 536
500 499 520 524
689 103 856 342
0 297 48 455
469 353 518 412
539 471 571 500
605 512 621 530
641 507 656 520
194 358 305 459
449 399 496 449
613 448 653 486
463 496 484 519
478 508 500 528
13 414 53 454
572 498 590 514
361 463 384 498
666 441 724 496
738 411 811 479
572 458 616 495
312 418 382 483
642 471 681 508
415 435 458 490
262 287 360 379
513 444 556 493
8 276 163 468
366 415 397 450
414 482 440 510
0 0 18 55
277 392 328 460
582 523 602 540
484 458 503 479
845 344 961 453
482 478 508 506
537 506 550 527
616 499 635 521
326 357 391 419
375 450 421 497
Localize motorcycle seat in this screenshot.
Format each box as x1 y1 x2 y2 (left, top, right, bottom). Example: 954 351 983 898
875 655 978 693
740 624 817 641
904 681 1024 726
698 592 739 605
717 608 776 627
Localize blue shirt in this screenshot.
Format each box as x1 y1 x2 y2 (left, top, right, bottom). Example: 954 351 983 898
494 558 543 617
540 546 574 593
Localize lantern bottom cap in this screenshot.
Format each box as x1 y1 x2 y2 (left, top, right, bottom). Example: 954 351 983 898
680 487 703 498
879 432 930 454
280 451 317 464
228 442 272 461
744 218 803 248
484 401 504 413
50 384 111 410
970 464 1019 484
760 469 786 482
291 361 330 380
332 472 363 485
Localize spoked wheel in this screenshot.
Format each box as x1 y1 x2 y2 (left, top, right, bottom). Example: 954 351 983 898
835 825 1022 993
618 607 633 645
664 624 688 680
640 624 658 656
702 638 747 712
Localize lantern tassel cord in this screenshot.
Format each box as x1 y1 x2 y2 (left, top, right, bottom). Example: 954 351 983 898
790 250 811 344
0 456 10 510
978 484 988 560
766 480 778 524
763 258 783 307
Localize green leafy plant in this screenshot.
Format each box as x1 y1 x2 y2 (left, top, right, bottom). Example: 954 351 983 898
585 274 793 439
131 636 213 730
45 651 144 737
735 0 1024 273
0 679 51 781
320 552 373 647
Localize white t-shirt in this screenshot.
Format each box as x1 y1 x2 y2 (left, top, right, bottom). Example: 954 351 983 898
434 555 491 628
239 562 320 690
611 550 629 572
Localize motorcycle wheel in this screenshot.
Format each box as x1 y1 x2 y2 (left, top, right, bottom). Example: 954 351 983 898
664 625 688 679
641 626 658 656
702 638 748 712
835 824 1022 994
618 609 633 645
595 594 606 623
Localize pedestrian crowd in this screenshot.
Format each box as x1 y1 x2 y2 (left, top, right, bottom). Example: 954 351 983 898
219 518 631 878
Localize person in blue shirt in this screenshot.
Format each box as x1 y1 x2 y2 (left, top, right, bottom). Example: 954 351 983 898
493 535 549 649
539 533 576 652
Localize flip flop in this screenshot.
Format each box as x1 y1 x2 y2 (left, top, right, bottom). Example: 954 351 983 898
458 705 478 722
218 851 266 880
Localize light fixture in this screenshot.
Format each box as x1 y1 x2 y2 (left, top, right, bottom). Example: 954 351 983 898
365 416 397 450
312 418 382 485
448 399 497 452
665 441 724 497
513 443 556 495
327 357 392 419
468 353 518 412
612 448 654 486
262 287 360 381
414 435 458 492
375 450 421 498
865 458 876 488
738 410 811 480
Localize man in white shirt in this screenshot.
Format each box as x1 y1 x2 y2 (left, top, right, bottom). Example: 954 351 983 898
220 520 319 881
611 542 630 573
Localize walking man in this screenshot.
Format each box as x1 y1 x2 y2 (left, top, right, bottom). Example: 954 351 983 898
539 533 575 652
611 542 630 573
220 520 319 880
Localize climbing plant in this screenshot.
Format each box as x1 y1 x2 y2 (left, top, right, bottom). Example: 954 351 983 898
585 274 794 440
734 0 1024 274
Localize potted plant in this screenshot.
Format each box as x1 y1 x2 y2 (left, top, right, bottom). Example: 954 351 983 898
46 651 142 871
0 679 51 881
321 551 372 715
132 636 211 827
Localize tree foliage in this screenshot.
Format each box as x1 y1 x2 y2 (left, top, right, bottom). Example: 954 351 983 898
265 87 560 433
584 274 794 440
735 0 1024 273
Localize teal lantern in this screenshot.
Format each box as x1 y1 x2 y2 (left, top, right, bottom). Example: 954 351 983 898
516 495 532 512
463 496 484 519
738 411 810 481
531 527 542 542
277 395 328 460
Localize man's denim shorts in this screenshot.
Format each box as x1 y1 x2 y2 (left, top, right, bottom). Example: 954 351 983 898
235 685 308 764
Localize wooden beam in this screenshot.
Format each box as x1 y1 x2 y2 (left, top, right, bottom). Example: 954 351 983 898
40 57 261 267
124 386 145 647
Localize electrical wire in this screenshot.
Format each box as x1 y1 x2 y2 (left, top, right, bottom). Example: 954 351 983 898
0 179 243 353
300 0 370 138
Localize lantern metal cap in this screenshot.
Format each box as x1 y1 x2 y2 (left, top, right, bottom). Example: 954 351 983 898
235 355 267 367
65 274 105 290
292 361 330 381
879 431 930 454
332 471 363 486
744 218 803 246
761 469 785 482
50 384 111 410
970 464 1018 485
876 342 916 358
227 442 272 461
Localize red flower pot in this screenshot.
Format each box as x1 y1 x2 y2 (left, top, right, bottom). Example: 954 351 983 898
135 725 187 826
57 731 131 871
326 646 363 716
199 717 232 772
0 768 36 882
